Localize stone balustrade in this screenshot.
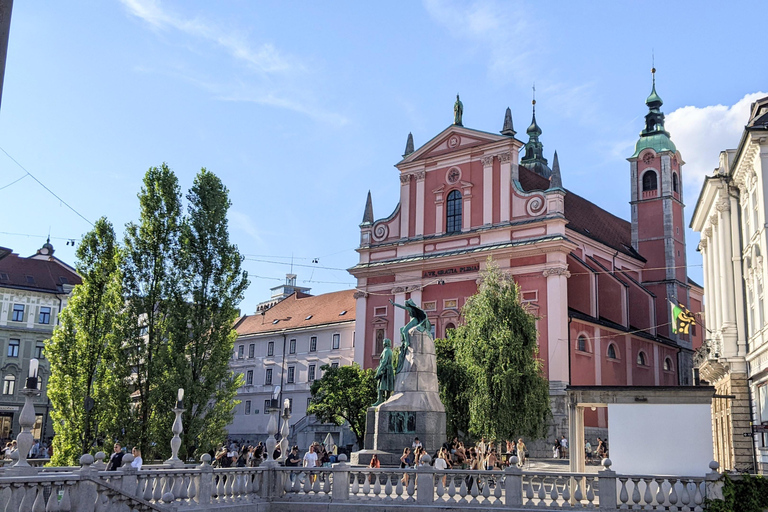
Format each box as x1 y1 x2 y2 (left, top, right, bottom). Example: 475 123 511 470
0 456 721 512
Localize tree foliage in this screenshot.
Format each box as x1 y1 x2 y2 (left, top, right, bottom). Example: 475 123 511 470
308 364 376 449
47 164 247 463
447 259 551 441
47 218 130 465
435 335 469 440
167 169 248 460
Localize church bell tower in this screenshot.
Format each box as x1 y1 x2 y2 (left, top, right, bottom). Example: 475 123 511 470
628 69 691 382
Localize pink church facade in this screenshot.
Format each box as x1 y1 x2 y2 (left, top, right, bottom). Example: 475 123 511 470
349 87 703 430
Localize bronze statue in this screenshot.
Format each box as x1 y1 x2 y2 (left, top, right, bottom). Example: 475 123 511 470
390 298 431 374
373 338 394 406
453 94 463 126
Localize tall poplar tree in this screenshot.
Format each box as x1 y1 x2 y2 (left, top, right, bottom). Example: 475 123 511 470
450 259 551 441
47 218 130 465
122 164 182 458
167 169 248 459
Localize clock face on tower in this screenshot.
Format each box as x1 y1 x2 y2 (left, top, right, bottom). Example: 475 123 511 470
642 153 653 164
447 167 461 184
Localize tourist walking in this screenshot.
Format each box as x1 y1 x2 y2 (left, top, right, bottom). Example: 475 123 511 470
516 438 527 467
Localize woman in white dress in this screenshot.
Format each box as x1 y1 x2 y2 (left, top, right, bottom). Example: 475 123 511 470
131 447 143 470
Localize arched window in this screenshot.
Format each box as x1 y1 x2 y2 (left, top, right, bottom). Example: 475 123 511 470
2 375 15 395
577 335 588 352
637 351 647 366
672 173 679 193
664 357 673 371
445 322 455 338
642 171 658 191
607 343 617 360
446 190 462 233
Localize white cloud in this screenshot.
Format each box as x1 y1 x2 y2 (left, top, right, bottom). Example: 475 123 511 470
667 92 766 193
229 211 264 246
120 0 295 74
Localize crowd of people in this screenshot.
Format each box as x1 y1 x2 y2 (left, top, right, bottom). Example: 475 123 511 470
2 439 53 460
211 439 339 469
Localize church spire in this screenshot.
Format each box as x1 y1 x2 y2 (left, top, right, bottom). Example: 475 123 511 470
549 151 562 189
403 132 414 157
361 191 374 225
520 85 551 178
500 107 515 136
632 67 676 157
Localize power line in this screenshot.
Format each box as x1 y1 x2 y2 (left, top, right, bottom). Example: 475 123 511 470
0 145 93 226
0 173 28 191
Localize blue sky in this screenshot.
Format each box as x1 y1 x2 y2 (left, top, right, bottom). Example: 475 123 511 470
0 0 764 314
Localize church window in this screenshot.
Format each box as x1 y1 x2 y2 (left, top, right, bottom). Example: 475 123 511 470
607 343 618 360
637 351 647 366
664 357 673 371
446 190 462 233
445 323 456 338
672 173 679 193
577 334 589 353
642 171 657 192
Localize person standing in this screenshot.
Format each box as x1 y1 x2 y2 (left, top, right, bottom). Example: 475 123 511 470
516 438 527 467
560 436 568 459
585 440 593 463
107 443 124 471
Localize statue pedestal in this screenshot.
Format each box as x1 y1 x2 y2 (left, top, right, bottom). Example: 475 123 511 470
353 329 446 467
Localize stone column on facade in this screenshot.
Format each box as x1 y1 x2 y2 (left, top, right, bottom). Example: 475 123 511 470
711 218 723 333
462 184 472 232
593 328 602 385
399 174 411 239
543 263 570 384
729 193 748 355
718 196 738 356
482 155 494 225
499 152 512 223
434 187 444 235
415 171 425 237
353 291 368 365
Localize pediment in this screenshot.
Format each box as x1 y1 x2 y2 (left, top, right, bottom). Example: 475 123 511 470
399 125 508 165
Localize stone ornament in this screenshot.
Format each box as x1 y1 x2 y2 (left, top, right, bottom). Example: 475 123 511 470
715 199 730 212
372 222 389 241
481 155 494 167
543 267 571 278
448 134 460 148
497 151 512 163
414 170 426 181
526 195 546 216
353 291 368 299
399 174 412 184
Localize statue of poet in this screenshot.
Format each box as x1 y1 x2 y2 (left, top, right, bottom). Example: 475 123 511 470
373 338 394 406
390 298 431 374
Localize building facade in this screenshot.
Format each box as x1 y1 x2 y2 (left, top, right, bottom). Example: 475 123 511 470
0 240 81 447
350 78 702 433
228 290 357 450
691 95 768 472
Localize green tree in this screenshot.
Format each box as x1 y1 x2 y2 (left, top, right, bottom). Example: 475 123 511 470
451 259 551 441
308 364 376 449
167 169 249 460
122 164 182 458
435 335 470 440
47 218 130 465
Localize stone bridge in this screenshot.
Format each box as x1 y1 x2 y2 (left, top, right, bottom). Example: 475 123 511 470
0 453 721 511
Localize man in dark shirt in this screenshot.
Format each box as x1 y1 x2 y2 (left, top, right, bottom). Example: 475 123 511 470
107 443 124 471
285 446 301 467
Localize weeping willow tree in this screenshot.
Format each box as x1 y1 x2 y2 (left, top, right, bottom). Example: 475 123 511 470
449 259 550 441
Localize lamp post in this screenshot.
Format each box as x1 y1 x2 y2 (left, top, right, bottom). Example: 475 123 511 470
10 358 40 474
165 388 185 467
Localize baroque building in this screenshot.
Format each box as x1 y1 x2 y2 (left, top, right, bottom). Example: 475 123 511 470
0 240 81 446
691 95 768 473
350 77 703 436
228 289 358 450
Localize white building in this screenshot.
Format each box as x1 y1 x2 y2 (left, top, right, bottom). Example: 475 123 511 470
227 289 357 451
691 95 768 472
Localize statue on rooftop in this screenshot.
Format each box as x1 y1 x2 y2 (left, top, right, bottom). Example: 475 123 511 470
453 94 463 126
390 298 431 374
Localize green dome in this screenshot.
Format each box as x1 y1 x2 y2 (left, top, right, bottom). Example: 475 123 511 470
632 133 676 157
646 84 663 108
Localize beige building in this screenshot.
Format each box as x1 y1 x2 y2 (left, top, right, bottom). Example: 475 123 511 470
0 240 80 446
227 289 358 451
691 95 768 472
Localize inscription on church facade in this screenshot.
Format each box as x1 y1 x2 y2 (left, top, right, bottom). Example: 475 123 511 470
422 264 479 278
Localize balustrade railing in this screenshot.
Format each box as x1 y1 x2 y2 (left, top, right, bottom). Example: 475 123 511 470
0 455 723 511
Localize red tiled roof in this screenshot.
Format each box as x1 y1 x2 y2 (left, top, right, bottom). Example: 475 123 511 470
519 166 644 261
235 289 356 336
0 251 82 293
